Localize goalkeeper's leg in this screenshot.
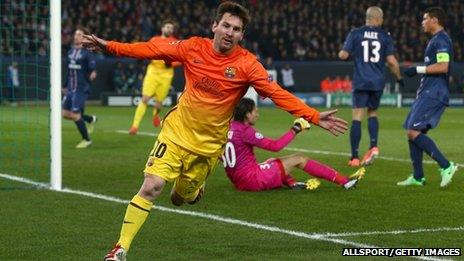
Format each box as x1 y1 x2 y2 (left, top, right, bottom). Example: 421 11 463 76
279 153 350 186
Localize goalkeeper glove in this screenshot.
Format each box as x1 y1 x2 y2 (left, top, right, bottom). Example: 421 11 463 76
292 118 311 134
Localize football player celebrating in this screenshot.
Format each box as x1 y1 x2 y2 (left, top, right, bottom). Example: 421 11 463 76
83 2 348 260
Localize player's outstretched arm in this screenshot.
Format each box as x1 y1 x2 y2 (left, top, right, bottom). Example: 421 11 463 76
252 120 308 152
84 33 186 61
317 110 348 136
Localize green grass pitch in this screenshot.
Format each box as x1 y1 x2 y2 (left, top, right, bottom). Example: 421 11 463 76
1 105 463 260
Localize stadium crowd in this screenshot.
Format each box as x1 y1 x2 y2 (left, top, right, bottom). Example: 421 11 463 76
1 0 463 62
64 0 464 61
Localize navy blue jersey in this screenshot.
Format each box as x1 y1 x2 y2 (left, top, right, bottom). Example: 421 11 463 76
417 30 453 105
65 47 96 93
342 26 395 91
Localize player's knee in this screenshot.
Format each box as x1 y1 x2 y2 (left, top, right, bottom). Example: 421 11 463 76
152 100 162 109
138 174 165 201
141 96 151 104
406 130 420 140
294 153 308 163
70 112 81 121
367 109 377 117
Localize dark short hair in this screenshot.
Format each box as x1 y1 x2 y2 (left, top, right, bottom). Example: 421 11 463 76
75 26 90 35
162 18 177 29
214 1 250 31
233 98 255 122
425 7 446 26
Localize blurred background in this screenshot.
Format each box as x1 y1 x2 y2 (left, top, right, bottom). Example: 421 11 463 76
1 0 463 103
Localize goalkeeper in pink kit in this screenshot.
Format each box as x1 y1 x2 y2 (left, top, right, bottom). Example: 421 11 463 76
223 98 365 191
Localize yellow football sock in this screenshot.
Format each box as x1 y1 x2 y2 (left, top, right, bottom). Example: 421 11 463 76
152 107 158 118
132 102 147 128
117 195 153 251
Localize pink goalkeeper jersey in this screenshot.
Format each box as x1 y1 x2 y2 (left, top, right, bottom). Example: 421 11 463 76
223 121 296 187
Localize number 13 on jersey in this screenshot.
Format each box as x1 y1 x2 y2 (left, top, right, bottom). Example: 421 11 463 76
361 40 381 62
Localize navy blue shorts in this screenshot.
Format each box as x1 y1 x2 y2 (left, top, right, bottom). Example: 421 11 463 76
403 97 446 131
62 92 87 113
352 90 383 109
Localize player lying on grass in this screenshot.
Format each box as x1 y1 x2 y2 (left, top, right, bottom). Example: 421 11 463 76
223 98 365 191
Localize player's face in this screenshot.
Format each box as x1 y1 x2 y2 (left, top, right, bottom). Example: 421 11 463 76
73 29 84 46
246 107 259 125
212 13 244 54
161 23 174 37
422 13 435 33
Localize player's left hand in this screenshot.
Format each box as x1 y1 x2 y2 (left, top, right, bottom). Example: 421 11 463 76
317 109 348 136
404 67 417 77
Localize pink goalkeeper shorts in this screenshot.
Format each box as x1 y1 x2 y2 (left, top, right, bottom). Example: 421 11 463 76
237 158 285 191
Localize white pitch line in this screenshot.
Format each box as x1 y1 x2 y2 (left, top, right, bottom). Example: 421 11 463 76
314 226 464 238
115 130 158 137
115 130 463 167
0 173 453 261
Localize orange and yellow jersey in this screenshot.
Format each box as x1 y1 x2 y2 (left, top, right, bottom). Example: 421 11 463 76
107 37 320 156
145 36 181 78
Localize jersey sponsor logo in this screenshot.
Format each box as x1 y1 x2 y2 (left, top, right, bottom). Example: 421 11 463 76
425 56 430 63
68 63 82 70
193 76 225 98
267 74 273 82
169 40 181 45
255 132 263 139
193 58 204 64
413 122 422 127
224 66 237 79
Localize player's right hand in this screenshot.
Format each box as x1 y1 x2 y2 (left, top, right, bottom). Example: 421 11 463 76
82 34 107 52
292 118 311 133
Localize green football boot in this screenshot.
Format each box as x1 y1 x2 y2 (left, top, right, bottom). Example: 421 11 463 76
397 175 425 186
440 162 458 187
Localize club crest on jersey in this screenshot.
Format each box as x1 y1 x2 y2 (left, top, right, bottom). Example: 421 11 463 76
267 74 273 82
224 66 237 79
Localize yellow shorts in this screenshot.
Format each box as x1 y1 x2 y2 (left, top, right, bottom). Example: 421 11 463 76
142 75 172 102
144 135 219 201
